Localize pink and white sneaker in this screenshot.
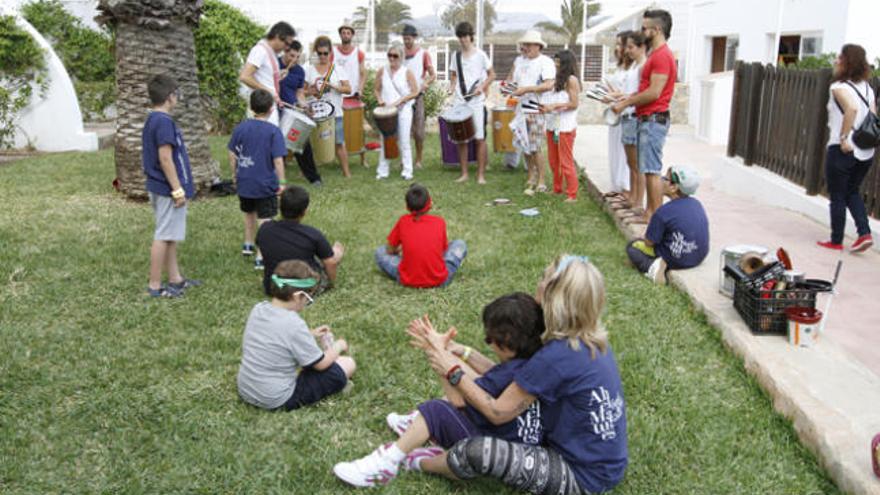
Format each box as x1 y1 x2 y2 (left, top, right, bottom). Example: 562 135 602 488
403 447 444 471
333 443 400 487
386 410 419 437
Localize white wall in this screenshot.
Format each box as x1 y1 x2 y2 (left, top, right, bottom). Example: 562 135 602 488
6 14 97 151
845 0 880 65
696 71 733 145
685 0 863 146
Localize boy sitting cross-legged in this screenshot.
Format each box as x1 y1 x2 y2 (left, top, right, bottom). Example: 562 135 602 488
229 89 287 270
333 293 544 487
237 260 355 411
374 184 467 288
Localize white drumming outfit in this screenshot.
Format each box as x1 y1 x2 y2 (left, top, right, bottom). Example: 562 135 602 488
449 48 492 140
332 44 365 98
244 40 282 126
377 65 416 180
512 54 555 154
304 64 346 119
607 67 630 192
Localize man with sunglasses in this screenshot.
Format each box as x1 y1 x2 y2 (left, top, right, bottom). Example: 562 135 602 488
332 23 366 104
612 9 676 224
240 22 297 126
626 165 708 285
278 40 323 187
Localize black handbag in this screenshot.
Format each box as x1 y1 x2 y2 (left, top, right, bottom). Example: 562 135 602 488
839 81 880 149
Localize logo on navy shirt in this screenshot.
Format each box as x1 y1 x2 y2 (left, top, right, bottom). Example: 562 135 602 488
589 387 625 441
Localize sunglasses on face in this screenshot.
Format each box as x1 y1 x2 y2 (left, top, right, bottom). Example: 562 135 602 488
387 53 399 59
317 51 330 56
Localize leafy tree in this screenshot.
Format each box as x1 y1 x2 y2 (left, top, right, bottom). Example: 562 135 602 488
533 0 601 48
441 0 497 34
0 14 47 148
352 0 412 46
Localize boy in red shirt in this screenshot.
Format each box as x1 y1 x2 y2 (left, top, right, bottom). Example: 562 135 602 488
375 184 467 288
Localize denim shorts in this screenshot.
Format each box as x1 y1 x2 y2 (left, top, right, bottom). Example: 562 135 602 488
638 119 670 174
621 116 638 146
335 117 344 146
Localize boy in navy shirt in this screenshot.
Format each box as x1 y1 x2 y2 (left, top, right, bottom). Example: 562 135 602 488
333 293 544 487
228 89 287 270
279 40 322 186
627 165 709 284
142 74 200 298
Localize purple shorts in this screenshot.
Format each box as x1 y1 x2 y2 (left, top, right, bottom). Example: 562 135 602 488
417 399 478 449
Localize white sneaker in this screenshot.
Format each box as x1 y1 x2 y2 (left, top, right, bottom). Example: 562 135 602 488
333 444 400 487
376 174 388 180
646 258 667 285
386 410 418 437
403 447 444 471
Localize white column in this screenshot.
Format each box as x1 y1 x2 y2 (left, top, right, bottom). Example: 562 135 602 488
476 0 484 49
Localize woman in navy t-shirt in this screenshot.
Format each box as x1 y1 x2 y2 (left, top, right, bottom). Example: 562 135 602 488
415 255 628 494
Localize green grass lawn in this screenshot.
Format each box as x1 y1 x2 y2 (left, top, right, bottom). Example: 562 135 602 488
0 134 839 494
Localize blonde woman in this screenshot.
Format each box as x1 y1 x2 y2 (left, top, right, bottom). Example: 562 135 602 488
406 255 628 494
374 42 419 180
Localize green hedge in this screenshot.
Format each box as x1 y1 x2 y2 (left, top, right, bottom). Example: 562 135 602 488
0 14 47 148
194 0 266 133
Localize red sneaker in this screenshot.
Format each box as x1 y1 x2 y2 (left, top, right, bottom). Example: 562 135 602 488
850 234 874 254
816 240 843 251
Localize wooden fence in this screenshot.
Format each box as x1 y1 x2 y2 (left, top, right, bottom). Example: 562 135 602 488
727 61 880 218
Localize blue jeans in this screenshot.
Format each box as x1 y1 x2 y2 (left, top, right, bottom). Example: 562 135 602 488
825 145 873 244
374 239 468 287
638 119 670 174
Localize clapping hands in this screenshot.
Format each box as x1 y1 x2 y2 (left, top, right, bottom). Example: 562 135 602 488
407 315 461 377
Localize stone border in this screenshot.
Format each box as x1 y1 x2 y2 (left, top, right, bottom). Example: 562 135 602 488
582 174 880 495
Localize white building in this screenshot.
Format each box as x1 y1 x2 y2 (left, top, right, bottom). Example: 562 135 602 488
688 0 880 145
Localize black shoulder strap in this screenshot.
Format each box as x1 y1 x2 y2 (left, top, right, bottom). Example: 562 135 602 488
457 51 468 98
844 81 871 109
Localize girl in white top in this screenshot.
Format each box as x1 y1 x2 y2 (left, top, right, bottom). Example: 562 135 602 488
604 33 631 201
374 43 420 180
306 36 352 178
448 21 495 184
818 43 876 253
542 50 582 202
616 31 648 224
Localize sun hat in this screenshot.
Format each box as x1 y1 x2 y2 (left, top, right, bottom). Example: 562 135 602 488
517 30 546 48
338 22 355 34
669 165 701 195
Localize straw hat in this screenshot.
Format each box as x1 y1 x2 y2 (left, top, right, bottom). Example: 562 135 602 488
518 30 546 48
338 22 356 34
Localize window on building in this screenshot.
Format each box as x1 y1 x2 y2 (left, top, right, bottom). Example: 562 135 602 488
778 35 800 65
800 36 823 58
725 37 739 71
710 36 739 73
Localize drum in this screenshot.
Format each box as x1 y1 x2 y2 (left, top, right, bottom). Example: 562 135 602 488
279 108 316 155
383 135 400 160
492 106 515 153
343 101 365 154
310 117 336 165
372 105 399 137
439 117 477 166
441 105 475 143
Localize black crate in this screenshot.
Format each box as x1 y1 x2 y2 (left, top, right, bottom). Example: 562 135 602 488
732 279 818 335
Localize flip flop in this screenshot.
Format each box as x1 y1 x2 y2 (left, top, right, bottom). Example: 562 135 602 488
602 191 625 199
609 201 632 210
623 215 649 225
617 209 644 218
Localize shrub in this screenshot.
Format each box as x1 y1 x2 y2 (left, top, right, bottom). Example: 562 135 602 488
788 53 835 70
194 0 265 132
0 14 47 148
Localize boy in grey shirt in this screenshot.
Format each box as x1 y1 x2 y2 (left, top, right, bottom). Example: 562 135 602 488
237 260 355 410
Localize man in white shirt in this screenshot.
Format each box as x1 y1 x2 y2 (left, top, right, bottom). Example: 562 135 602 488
511 30 555 196
239 22 296 127
402 24 436 169
332 23 366 104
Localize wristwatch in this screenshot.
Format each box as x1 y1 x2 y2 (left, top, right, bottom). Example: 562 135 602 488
448 367 464 386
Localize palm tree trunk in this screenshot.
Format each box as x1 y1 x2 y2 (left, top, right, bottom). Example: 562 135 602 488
113 20 218 200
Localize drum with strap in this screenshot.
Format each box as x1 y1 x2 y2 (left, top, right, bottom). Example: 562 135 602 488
441 104 475 143
279 108 316 155
373 105 400 160
309 100 336 165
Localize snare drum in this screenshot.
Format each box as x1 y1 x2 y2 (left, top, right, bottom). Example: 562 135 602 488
279 108 316 155
441 105 475 143
492 107 515 153
372 105 399 137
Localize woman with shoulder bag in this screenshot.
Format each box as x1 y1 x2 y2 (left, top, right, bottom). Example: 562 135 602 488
818 44 876 253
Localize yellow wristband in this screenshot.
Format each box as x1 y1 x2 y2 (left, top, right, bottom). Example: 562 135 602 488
461 346 473 362
171 188 185 199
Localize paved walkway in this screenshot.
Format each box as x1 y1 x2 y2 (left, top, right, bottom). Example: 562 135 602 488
574 124 880 495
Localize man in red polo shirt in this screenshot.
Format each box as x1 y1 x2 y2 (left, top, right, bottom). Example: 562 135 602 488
374 184 468 288
613 9 676 223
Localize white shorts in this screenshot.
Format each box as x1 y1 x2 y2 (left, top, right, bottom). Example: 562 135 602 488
150 192 187 242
